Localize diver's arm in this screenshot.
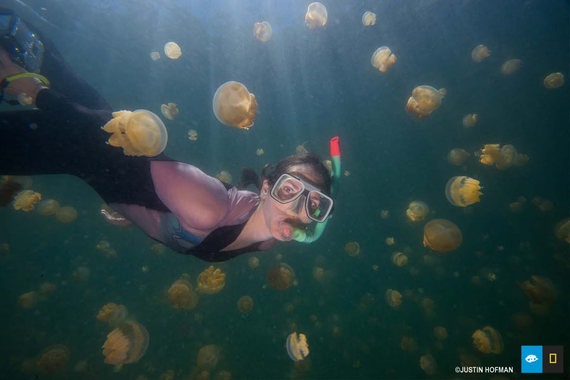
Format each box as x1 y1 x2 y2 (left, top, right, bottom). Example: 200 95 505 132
150 161 232 232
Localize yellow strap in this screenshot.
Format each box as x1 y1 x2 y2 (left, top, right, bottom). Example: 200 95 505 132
5 73 50 87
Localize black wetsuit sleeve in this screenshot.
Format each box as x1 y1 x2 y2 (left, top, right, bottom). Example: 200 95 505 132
35 88 112 128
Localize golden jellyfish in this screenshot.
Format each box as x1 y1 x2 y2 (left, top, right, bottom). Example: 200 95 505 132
380 209 390 219
479 144 501 166
391 252 408 267
495 144 517 170
39 282 56 296
161 103 179 120
73 266 90 281
445 176 482 207
400 336 417 353
55 206 77 223
508 196 526 213
406 201 429 222
385 237 395 246
555 218 570 243
36 199 60 216
471 326 503 354
500 59 522 75
237 295 254 314
256 148 264 156
296 143 309 155
419 354 437 375
532 196 553 212
150 51 160 61
212 81 257 130
344 241 360 257
102 321 149 369
462 113 478 128
248 256 260 269
197 266 226 294
36 345 70 374
312 266 325 282
471 44 491 63
168 276 199 310
447 148 470 166
187 129 198 141
305 2 327 29
97 302 128 327
423 219 462 253
519 275 556 316
253 21 272 42
543 72 565 89
385 289 402 309
103 110 168 157
18 290 39 309
215 170 232 184
405 85 446 119
197 344 221 370
362 11 376 26
286 332 310 361
164 42 182 59
433 326 448 340
13 190 41 211
371 46 397 73
267 262 295 290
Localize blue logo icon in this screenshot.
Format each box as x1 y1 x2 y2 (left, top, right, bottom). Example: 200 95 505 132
521 346 543 373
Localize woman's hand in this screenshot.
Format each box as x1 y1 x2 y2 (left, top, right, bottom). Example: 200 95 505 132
0 47 46 103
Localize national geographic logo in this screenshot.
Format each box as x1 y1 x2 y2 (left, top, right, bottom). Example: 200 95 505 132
521 345 564 374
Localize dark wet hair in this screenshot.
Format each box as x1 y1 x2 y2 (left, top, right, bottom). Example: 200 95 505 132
239 154 332 196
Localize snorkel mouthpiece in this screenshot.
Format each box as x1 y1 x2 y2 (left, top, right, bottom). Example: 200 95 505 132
279 221 294 241
293 136 341 243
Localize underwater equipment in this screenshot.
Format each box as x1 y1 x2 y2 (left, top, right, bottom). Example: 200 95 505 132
293 136 341 243
270 173 334 223
0 8 44 73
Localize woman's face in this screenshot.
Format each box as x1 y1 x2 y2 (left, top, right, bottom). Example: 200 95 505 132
260 164 325 241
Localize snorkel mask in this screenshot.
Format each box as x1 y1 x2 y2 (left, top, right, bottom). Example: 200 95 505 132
292 136 341 243
0 8 44 73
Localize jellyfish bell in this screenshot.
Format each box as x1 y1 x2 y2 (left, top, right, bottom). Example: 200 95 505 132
164 42 182 59
13 190 41 211
495 144 517 170
362 11 376 26
405 86 446 119
253 21 272 42
18 290 39 309
385 289 402 309
419 354 437 375
555 218 570 243
471 326 503 354
479 144 501 166
433 326 448 340
447 148 470 166
97 303 128 327
36 345 70 374
150 51 160 61
102 110 168 157
197 344 221 370
187 129 198 141
286 332 310 361
197 266 226 294
543 72 565 89
212 81 257 130
36 199 60 216
248 256 260 268
161 103 179 120
55 206 78 223
462 113 478 128
445 176 483 207
423 219 462 253
406 201 429 222
267 262 295 290
500 59 522 75
102 321 149 369
344 241 360 257
237 295 254 314
391 252 408 267
305 2 327 29
168 277 199 309
471 44 490 63
371 46 397 73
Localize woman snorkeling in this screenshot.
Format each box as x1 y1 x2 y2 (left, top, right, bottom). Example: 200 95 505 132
0 9 340 262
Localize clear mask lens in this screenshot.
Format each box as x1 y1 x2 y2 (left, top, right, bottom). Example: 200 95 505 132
271 174 333 222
